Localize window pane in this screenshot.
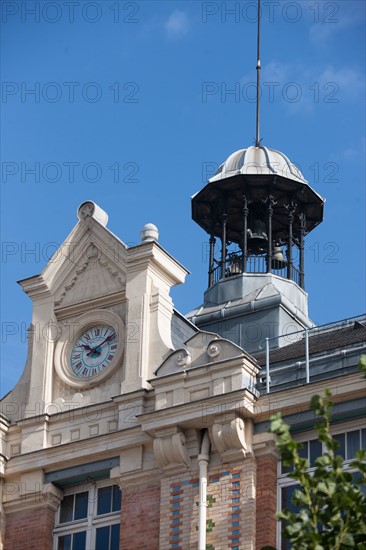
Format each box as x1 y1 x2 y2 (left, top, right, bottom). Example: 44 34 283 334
112 486 122 512
309 439 322 466
298 441 308 461
96 526 110 550
362 429 366 450
74 492 88 520
98 486 112 515
72 531 86 550
60 495 74 523
111 524 120 550
347 430 360 459
281 485 299 550
334 433 345 458
59 534 72 550
352 472 366 496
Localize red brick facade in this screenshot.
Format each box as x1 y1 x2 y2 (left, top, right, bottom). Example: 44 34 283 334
158 460 257 550
2 457 279 550
256 454 278 550
4 507 56 550
120 484 161 550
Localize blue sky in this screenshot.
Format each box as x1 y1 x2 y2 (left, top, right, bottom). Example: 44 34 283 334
1 0 365 397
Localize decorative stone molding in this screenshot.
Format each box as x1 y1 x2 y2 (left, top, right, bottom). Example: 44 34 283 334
3 482 63 515
77 201 109 226
0 416 10 477
55 243 125 307
210 415 253 460
252 432 280 458
176 349 192 368
55 258 89 306
153 428 189 473
207 342 221 359
155 333 260 387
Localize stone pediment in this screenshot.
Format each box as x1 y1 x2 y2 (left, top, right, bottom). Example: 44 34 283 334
155 331 249 377
18 206 129 306
54 242 126 308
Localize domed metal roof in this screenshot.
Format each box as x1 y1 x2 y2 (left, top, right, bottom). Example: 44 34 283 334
209 146 307 185
192 144 325 243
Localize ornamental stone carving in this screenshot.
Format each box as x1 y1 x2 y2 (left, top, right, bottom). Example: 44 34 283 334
176 349 192 368
153 430 189 473
207 342 221 358
211 415 253 460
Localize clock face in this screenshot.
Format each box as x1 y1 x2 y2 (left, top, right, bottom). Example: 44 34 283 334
70 325 118 378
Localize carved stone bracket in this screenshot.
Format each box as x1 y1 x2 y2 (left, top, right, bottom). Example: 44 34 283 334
210 415 253 461
153 428 189 474
252 432 280 459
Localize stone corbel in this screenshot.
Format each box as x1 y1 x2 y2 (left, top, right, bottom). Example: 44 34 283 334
153 427 189 474
210 414 253 461
252 432 280 459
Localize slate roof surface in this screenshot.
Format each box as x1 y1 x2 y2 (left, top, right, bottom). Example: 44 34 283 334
253 321 366 367
171 309 199 350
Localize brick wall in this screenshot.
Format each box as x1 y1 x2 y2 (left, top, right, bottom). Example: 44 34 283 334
159 459 256 550
256 454 278 550
120 484 160 550
4 507 55 550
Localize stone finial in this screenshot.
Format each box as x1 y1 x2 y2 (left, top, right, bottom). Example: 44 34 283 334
77 201 108 227
140 223 159 243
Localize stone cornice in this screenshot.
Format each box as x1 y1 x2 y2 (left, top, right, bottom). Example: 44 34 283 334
3 483 63 515
111 389 150 405
4 427 152 476
126 240 188 287
139 388 258 434
55 291 126 318
17 275 51 300
0 414 11 428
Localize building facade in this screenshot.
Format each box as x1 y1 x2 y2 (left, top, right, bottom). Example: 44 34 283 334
0 183 365 550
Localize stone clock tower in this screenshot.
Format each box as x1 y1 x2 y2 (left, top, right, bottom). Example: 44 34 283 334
2 201 189 427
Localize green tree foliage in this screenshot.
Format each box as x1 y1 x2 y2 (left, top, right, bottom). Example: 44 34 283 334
263 356 366 550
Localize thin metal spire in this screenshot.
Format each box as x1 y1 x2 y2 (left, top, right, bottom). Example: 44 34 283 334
255 0 261 147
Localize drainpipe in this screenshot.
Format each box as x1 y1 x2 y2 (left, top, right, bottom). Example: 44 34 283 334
198 430 211 550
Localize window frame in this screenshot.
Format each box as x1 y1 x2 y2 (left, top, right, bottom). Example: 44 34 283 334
53 479 121 550
276 420 366 549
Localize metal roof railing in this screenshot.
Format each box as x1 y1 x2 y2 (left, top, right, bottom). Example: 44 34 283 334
262 314 366 394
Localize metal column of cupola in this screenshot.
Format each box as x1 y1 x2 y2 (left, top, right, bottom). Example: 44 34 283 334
187 2 325 353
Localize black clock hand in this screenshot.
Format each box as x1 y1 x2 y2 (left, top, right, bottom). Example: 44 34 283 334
77 343 93 351
97 333 116 348
86 334 115 357
87 349 101 357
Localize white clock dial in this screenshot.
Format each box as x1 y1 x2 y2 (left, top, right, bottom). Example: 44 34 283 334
55 310 124 388
70 325 117 378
